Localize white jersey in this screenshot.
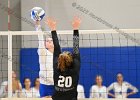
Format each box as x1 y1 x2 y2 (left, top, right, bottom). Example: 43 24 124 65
36 25 54 85
32 87 40 98
77 84 85 98
0 81 8 98
90 85 107 98
107 81 138 98
21 88 33 98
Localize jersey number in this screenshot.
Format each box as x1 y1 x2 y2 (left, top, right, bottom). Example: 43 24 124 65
58 75 72 87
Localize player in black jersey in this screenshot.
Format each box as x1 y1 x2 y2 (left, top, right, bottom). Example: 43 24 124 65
46 17 81 100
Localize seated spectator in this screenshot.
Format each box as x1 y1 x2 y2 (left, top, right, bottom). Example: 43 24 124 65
0 81 8 98
77 84 85 99
21 78 33 98
12 71 22 97
107 73 138 98
32 78 40 98
0 71 22 98
90 75 107 98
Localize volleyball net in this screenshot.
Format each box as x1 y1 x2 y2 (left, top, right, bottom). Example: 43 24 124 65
0 29 140 99
0 35 8 98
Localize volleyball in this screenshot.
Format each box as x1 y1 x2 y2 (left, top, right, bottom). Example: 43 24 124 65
31 7 45 21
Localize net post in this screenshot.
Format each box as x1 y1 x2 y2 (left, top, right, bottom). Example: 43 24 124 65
8 33 12 98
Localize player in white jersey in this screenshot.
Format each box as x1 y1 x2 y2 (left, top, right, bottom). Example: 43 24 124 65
0 71 22 98
35 21 54 98
90 75 107 98
77 84 85 99
107 73 138 98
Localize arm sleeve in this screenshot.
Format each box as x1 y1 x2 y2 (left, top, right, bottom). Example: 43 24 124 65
73 30 80 72
127 82 139 93
36 25 46 49
36 25 47 70
37 34 47 55
51 31 61 57
73 30 80 60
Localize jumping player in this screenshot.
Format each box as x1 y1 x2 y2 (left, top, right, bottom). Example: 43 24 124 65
46 16 81 100
36 21 54 98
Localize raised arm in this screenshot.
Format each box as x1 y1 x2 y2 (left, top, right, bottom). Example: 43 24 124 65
36 21 45 50
35 21 47 64
45 18 61 57
52 31 61 57
73 30 79 56
72 17 81 59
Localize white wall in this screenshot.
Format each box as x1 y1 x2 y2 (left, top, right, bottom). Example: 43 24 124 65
21 0 140 31
0 0 21 85
0 0 8 31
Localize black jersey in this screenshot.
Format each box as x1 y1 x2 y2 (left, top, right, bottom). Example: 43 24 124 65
51 30 80 100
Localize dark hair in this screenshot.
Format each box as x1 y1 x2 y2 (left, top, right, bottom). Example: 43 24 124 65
23 77 31 83
23 77 31 88
95 75 103 80
34 77 39 86
35 77 39 81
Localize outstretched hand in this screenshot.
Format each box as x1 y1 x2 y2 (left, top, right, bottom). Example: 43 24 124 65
45 17 57 31
72 16 81 30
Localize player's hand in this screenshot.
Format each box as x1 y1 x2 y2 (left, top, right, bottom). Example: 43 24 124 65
35 20 40 26
72 16 81 30
45 17 57 31
126 93 134 97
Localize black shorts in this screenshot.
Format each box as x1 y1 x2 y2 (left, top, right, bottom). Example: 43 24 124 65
52 97 77 100
52 90 77 100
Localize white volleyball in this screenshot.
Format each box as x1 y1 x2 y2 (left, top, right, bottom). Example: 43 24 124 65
31 7 45 21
